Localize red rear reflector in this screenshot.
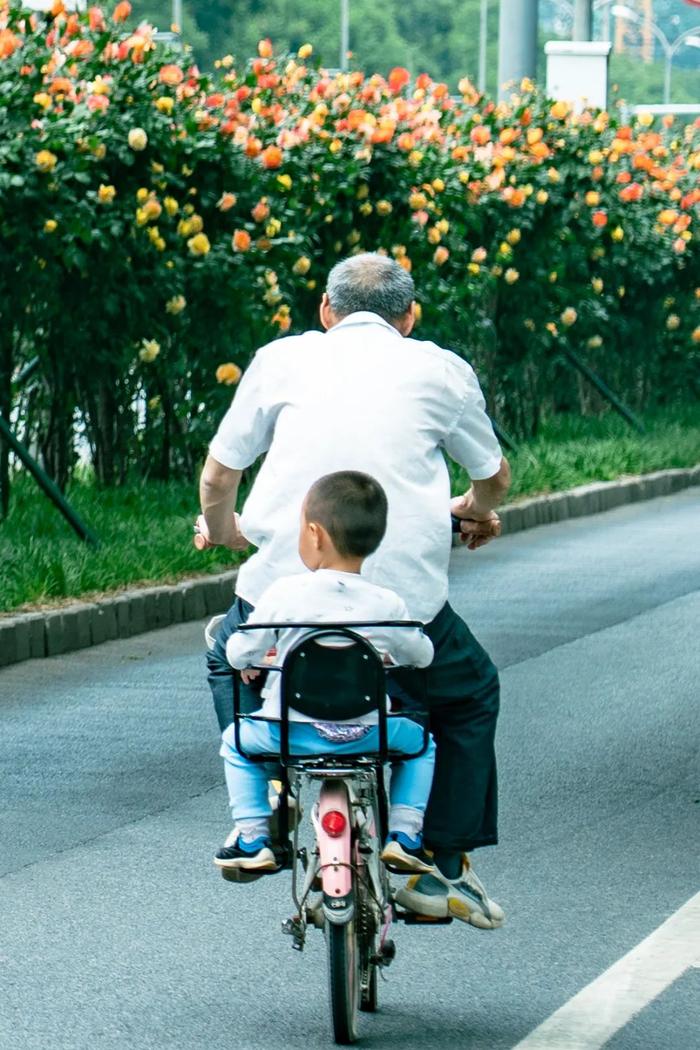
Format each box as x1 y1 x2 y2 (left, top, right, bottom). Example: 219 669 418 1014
321 810 347 837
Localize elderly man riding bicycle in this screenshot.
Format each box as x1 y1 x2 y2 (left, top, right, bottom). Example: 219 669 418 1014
199 251 511 925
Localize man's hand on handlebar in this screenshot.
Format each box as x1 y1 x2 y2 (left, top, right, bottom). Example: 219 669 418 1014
450 492 501 550
194 512 250 552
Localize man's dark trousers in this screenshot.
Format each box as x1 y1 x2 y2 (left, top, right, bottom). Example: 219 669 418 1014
207 598 499 854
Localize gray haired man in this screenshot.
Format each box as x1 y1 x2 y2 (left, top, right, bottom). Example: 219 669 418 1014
200 253 511 926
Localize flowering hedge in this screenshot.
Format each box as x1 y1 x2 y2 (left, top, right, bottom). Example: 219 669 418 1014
0 1 698 494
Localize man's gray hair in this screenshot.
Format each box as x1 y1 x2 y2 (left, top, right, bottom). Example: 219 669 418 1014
326 253 415 322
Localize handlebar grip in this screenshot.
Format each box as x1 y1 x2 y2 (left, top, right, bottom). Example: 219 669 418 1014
193 514 212 550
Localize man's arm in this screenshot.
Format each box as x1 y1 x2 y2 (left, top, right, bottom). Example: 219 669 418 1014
199 455 248 550
451 456 511 549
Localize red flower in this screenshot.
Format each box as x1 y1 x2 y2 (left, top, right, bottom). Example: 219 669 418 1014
592 210 608 228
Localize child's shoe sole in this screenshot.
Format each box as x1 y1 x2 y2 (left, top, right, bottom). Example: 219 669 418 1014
380 840 435 874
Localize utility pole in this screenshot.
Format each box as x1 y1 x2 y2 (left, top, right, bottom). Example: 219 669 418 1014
573 0 592 39
497 0 539 99
478 0 488 93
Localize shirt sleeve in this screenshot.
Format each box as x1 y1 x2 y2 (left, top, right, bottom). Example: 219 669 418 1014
380 596 434 669
208 350 277 470
225 583 281 669
442 363 503 481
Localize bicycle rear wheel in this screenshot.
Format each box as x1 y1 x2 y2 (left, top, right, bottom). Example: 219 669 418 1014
326 919 359 1044
357 882 378 1012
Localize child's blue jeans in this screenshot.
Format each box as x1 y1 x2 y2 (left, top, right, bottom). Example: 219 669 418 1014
220 717 435 823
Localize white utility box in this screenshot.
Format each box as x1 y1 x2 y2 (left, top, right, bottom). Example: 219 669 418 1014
545 40 612 111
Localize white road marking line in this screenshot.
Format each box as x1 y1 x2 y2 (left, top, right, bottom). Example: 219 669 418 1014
512 891 700 1049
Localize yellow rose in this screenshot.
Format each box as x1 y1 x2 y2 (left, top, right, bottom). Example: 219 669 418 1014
292 256 311 276
547 168 560 183
358 202 373 216
427 227 442 245
187 233 211 256
33 92 51 110
585 191 600 207
666 314 680 331
139 339 161 363
164 196 179 216
216 362 242 386
347 229 361 246
588 149 604 165
166 295 186 315
471 247 487 263
376 200 393 216
561 307 577 326
136 188 149 203
177 218 192 237
35 150 57 173
468 262 481 276
408 150 424 167
504 268 519 284
265 218 282 237
276 174 292 191
587 335 603 349
188 214 204 234
536 189 549 205
128 128 148 151
414 302 422 322
329 139 342 154
637 111 654 127
591 277 603 293
691 327 700 344
44 219 58 233
611 226 624 242
506 228 521 245
298 43 313 60
433 246 449 266
409 192 427 210
432 178 445 193
98 184 116 204
155 97 174 115
135 208 149 227
436 219 450 235
549 271 558 283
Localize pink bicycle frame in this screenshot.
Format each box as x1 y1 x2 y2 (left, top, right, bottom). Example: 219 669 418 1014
314 780 354 923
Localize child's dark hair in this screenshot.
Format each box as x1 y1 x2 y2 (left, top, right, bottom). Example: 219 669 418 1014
304 471 388 558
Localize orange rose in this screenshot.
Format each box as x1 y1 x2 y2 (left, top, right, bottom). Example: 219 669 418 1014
388 66 410 93
159 64 183 86
232 229 251 252
499 127 518 145
260 144 283 169
470 125 491 146
257 38 273 59
88 6 105 31
112 1 131 23
217 192 237 212
245 137 262 158
657 209 678 226
433 246 449 266
619 182 643 203
592 210 608 228
251 199 270 223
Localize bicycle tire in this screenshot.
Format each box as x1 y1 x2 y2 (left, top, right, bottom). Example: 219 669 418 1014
326 919 359 1044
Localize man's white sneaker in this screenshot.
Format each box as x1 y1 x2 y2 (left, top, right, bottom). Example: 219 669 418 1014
395 856 505 929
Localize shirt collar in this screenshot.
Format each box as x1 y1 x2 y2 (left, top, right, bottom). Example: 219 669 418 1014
330 311 402 337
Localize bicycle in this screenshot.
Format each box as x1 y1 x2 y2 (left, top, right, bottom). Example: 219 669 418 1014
220 618 453 1045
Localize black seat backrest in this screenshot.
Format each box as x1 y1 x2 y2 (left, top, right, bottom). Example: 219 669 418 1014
281 628 385 722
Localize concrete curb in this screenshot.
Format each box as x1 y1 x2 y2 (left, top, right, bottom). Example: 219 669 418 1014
1 466 698 669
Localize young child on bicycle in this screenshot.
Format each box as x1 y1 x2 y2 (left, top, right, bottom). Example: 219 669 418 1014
215 470 436 875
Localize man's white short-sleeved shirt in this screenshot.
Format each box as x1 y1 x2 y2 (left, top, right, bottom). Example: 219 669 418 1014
209 312 502 623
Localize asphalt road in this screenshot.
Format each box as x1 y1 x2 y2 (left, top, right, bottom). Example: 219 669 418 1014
1 489 699 1050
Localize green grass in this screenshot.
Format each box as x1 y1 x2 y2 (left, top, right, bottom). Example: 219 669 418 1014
2 405 699 613
0 478 242 614
451 405 700 500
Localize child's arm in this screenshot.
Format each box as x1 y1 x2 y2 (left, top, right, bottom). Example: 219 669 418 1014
225 586 282 670
380 596 434 669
